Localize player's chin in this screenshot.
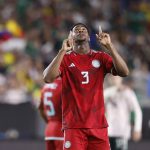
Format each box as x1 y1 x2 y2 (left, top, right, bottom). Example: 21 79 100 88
77 39 85 43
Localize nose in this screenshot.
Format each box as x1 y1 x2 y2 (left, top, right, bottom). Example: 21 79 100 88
78 28 84 33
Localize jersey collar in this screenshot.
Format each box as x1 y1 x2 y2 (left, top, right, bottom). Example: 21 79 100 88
72 49 92 56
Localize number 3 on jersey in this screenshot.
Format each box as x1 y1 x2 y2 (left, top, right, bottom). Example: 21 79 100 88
44 92 55 116
81 71 89 84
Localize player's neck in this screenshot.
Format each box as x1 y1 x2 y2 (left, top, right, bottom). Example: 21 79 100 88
73 43 90 54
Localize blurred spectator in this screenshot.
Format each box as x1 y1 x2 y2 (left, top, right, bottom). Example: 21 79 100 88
104 76 142 150
126 1 146 34
147 72 150 98
132 63 149 100
4 74 28 105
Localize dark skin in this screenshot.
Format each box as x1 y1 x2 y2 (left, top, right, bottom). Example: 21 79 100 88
43 24 129 83
39 106 48 123
71 25 90 54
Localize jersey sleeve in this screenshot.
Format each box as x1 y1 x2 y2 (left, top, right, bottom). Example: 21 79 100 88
59 55 68 77
102 52 117 75
59 57 65 77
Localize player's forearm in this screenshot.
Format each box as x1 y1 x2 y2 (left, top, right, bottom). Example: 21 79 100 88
41 113 48 123
39 109 48 123
43 49 66 83
107 43 129 77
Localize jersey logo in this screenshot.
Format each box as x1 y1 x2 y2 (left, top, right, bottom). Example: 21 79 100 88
92 59 100 68
69 63 75 67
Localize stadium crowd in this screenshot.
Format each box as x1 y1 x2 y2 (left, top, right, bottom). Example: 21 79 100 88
0 0 149 139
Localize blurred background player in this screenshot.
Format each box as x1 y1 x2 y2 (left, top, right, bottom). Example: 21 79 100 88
39 78 63 150
104 76 142 150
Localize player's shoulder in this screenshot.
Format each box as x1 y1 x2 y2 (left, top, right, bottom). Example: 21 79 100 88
63 51 74 61
43 84 51 90
91 50 109 56
43 82 58 90
91 49 101 54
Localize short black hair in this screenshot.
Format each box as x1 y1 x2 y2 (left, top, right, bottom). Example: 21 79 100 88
70 23 90 34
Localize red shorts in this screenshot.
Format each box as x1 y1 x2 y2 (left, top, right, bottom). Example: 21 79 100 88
63 128 110 150
45 121 64 150
45 121 63 137
46 140 63 150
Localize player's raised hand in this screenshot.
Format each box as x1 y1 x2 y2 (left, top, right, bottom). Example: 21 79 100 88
61 39 72 52
61 32 73 52
68 31 73 48
96 25 112 49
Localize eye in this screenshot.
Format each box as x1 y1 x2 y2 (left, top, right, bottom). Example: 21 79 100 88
82 28 87 32
74 27 87 33
75 29 79 32
74 29 79 33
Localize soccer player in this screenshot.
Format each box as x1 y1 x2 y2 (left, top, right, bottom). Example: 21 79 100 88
39 78 63 150
43 23 129 150
104 76 142 150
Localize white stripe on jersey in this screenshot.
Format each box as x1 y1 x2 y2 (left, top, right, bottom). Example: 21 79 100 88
45 136 64 141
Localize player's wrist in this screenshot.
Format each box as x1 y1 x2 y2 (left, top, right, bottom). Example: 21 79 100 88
107 43 117 53
106 42 113 49
59 48 67 53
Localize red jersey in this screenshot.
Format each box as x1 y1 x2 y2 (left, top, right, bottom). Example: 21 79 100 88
40 79 62 122
59 50 116 129
40 79 63 138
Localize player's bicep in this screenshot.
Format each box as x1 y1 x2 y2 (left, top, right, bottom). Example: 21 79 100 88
38 100 44 110
39 90 44 109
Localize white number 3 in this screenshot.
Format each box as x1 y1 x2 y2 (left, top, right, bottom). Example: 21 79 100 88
81 71 89 84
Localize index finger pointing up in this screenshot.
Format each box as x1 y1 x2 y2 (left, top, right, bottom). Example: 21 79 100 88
99 25 102 35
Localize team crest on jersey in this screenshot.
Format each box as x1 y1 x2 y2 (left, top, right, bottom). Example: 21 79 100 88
92 59 100 68
64 141 71 148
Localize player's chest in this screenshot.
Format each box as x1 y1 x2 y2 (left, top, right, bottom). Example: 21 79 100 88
64 55 105 85
65 55 102 71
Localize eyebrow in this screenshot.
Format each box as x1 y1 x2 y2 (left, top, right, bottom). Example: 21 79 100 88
74 26 87 30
